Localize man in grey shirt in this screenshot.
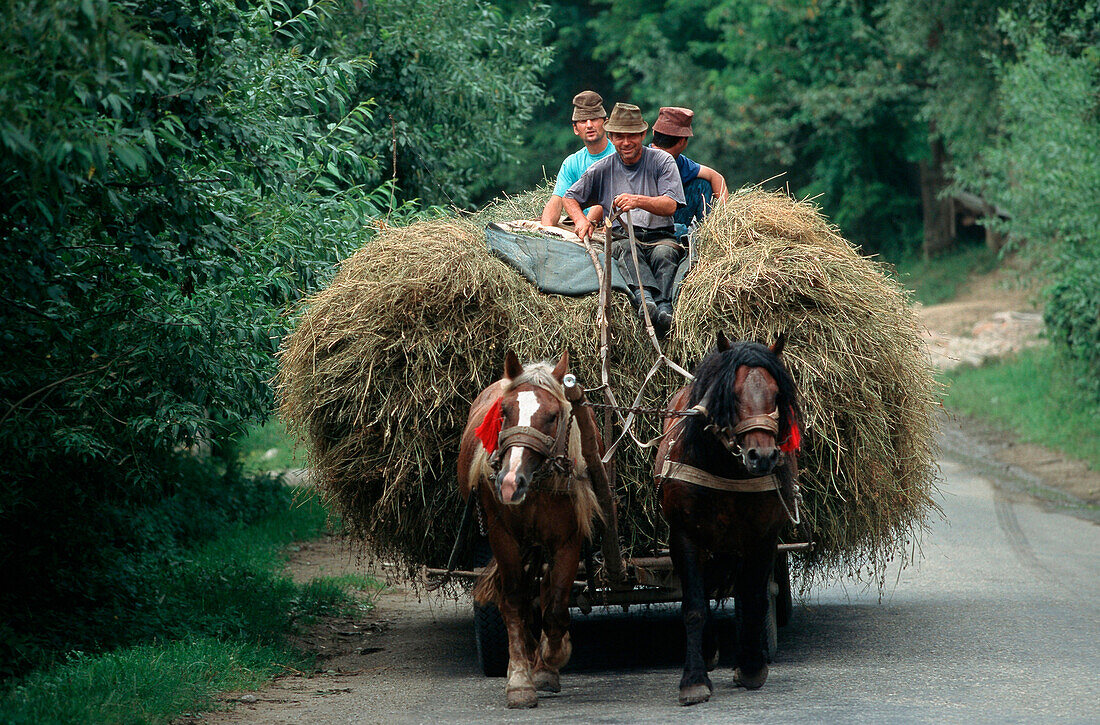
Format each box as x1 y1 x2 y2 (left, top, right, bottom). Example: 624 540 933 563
563 103 685 335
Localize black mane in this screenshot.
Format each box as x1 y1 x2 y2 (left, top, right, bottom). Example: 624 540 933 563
683 341 801 450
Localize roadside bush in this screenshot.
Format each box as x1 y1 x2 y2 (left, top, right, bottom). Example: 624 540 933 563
0 0 393 677
1044 256 1100 401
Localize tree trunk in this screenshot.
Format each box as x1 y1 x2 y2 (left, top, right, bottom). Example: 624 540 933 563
919 138 955 257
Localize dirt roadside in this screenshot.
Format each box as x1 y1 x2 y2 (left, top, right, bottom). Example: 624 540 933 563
194 264 1099 723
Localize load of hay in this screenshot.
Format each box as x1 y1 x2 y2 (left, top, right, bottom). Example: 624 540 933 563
277 187 940 588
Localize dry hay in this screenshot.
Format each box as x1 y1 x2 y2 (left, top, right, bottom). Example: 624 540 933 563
277 186 940 588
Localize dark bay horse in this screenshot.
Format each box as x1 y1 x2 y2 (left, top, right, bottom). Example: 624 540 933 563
457 350 601 708
656 332 801 705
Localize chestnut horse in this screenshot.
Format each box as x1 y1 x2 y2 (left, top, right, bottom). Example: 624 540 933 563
656 332 801 705
457 350 601 709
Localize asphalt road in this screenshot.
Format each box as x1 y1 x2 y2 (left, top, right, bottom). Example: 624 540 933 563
215 435 1100 724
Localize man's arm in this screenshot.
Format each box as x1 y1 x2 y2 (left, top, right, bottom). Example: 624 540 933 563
541 195 565 226
562 197 599 240
612 193 678 217
696 164 728 200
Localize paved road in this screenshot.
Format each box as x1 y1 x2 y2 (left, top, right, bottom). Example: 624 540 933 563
218 435 1100 724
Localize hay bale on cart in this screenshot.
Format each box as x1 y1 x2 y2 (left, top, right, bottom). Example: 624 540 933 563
276 187 940 589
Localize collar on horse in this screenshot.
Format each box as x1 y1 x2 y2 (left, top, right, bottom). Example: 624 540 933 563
658 459 780 493
489 397 576 494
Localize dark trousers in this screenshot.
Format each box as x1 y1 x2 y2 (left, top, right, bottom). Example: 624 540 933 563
611 230 685 307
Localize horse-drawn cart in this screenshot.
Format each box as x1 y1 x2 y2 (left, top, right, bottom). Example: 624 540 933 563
276 187 940 705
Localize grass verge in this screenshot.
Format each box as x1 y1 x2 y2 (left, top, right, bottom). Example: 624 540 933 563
941 345 1100 472
239 418 303 472
890 242 999 305
0 486 378 725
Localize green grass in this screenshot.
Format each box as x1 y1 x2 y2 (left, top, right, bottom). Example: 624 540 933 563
941 345 1100 471
238 418 303 472
0 486 377 725
0 639 285 725
890 242 999 305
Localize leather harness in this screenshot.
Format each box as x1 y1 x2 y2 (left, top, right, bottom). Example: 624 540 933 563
490 398 576 494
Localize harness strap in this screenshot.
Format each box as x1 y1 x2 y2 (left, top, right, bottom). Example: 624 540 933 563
497 425 556 457
659 460 780 493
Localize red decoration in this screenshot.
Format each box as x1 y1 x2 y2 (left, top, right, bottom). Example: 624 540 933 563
780 407 801 452
475 398 503 453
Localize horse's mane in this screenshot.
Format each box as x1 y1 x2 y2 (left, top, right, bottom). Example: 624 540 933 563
684 341 801 446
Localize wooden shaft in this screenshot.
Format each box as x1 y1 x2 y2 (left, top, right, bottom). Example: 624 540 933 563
564 379 626 586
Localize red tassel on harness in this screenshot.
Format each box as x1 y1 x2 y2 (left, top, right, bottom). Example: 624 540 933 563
780 407 801 452
475 398 503 454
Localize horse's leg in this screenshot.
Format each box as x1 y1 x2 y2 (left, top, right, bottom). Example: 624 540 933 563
702 564 722 671
670 526 713 705
733 541 777 690
491 532 538 708
532 536 581 693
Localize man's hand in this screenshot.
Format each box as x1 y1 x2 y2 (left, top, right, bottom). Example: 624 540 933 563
613 193 645 212
562 196 597 241
614 193 678 217
574 216 595 241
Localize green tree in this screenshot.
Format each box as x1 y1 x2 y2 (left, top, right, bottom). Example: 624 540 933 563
0 0 400 673
311 0 555 208
590 0 927 256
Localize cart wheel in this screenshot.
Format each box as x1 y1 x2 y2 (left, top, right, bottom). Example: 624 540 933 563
774 550 792 628
471 537 508 677
474 600 508 677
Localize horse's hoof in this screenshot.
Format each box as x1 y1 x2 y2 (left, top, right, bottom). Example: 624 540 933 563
506 687 538 709
532 669 560 693
705 648 720 671
733 665 768 690
679 683 713 706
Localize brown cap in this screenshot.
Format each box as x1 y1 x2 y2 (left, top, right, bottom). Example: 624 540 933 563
604 103 649 134
652 106 694 137
571 90 607 122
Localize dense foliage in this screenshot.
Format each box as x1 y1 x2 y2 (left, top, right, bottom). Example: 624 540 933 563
0 0 549 676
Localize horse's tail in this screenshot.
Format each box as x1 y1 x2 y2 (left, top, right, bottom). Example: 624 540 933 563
472 558 502 606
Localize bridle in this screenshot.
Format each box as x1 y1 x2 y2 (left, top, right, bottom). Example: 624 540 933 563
488 387 575 491
693 388 782 456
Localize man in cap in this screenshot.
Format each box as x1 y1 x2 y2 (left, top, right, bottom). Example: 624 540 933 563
539 91 617 228
562 103 686 336
649 106 728 228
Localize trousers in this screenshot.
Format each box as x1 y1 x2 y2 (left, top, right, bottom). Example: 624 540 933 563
611 229 685 307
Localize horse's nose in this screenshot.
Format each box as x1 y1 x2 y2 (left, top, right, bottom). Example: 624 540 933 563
498 469 528 504
744 446 779 473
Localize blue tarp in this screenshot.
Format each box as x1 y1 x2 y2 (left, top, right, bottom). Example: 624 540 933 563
484 223 631 296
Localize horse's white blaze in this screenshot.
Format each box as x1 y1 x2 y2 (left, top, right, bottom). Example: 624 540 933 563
500 391 542 501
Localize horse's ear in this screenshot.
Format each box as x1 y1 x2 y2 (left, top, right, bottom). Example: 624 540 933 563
503 350 523 381
716 330 731 351
551 349 569 381
769 332 788 358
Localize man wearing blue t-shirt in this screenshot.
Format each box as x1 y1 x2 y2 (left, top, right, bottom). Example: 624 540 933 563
540 91 617 227
649 107 727 228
